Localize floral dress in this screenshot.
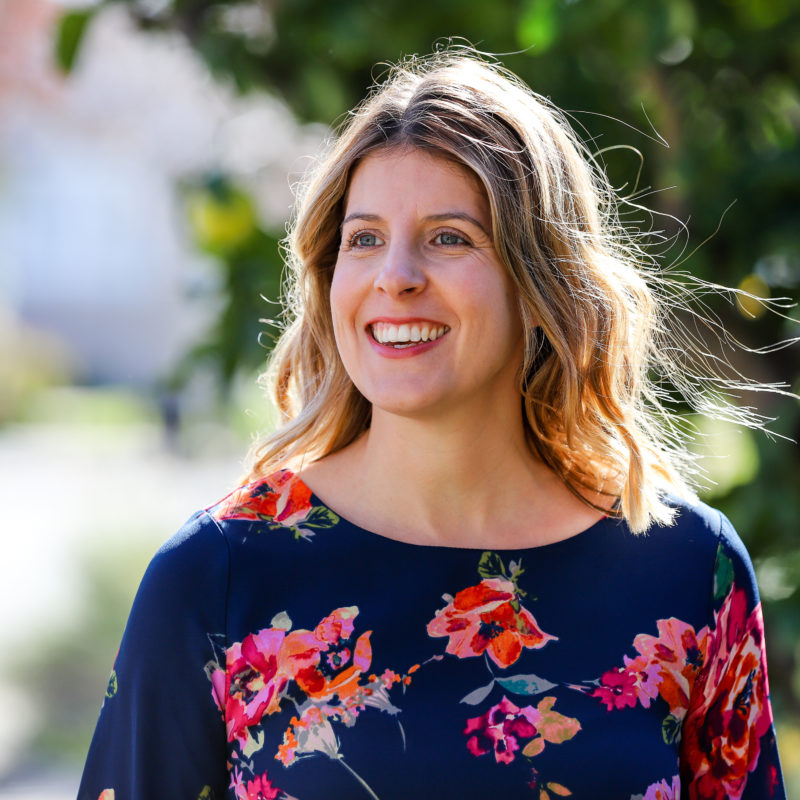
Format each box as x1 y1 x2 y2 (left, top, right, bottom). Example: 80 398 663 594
79 469 786 800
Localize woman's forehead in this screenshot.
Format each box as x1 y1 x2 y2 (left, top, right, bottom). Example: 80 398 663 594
343 146 490 222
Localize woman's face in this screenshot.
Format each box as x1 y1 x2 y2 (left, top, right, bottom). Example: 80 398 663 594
331 147 524 421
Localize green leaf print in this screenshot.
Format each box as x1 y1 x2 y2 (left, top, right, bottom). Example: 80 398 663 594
303 505 341 529
713 544 734 602
497 674 557 696
478 551 507 580
105 670 118 699
662 713 681 745
242 728 266 758
531 697 581 744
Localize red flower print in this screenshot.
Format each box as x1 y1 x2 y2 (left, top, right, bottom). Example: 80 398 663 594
230 769 281 800
427 578 556 668
243 772 280 800
212 470 313 525
220 628 288 747
592 667 638 711
279 606 373 701
465 696 539 764
680 587 773 800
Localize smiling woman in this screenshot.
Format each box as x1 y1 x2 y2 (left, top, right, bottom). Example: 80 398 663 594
79 50 787 800
331 149 523 424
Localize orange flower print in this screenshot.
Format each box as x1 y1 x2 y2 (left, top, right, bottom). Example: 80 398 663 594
427 577 556 668
279 606 373 701
212 471 313 526
631 617 709 716
97 791 114 800
680 586 773 800
209 470 339 539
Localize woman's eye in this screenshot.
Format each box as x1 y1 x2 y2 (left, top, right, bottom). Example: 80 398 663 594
349 232 383 248
435 232 468 246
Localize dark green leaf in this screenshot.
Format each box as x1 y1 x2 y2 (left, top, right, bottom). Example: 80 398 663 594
713 545 735 602
303 506 340 528
662 713 681 745
55 9 95 74
478 551 507 580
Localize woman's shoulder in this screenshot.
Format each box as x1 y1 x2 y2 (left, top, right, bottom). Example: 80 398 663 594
610 494 751 585
204 467 304 523
658 493 746 554
648 493 759 602
202 467 339 541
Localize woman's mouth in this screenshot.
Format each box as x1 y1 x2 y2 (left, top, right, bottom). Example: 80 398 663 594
369 322 450 349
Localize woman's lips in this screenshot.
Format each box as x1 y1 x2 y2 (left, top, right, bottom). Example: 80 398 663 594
366 319 450 358
369 320 450 346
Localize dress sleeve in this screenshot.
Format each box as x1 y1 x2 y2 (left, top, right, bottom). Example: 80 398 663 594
77 511 230 800
679 510 786 800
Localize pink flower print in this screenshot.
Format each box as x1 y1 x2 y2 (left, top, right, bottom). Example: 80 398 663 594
223 627 288 747
427 578 556 669
378 668 401 689
464 696 538 765
622 654 662 708
314 606 357 644
638 774 680 800
230 768 281 800
326 647 351 669
633 617 709 717
592 667 639 711
242 772 281 800
277 706 340 766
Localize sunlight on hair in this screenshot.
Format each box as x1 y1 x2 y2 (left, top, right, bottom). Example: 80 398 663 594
246 47 798 534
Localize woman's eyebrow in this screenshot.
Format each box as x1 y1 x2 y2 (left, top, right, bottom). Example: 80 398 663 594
341 212 382 227
425 212 490 237
341 211 490 238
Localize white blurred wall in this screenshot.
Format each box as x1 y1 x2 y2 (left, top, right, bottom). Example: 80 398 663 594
0 0 325 385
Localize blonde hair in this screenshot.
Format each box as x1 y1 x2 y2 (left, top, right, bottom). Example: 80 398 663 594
247 50 777 533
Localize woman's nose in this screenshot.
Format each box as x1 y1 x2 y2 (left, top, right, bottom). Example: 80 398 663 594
373 242 427 296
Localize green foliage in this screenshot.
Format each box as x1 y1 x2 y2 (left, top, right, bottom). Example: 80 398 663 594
54 8 97 73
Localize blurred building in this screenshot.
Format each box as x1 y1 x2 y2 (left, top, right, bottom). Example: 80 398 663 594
0 0 324 387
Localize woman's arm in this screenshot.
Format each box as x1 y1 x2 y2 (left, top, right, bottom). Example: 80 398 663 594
680 511 786 799
78 511 230 800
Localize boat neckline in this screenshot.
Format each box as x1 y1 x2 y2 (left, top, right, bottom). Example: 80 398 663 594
284 469 620 554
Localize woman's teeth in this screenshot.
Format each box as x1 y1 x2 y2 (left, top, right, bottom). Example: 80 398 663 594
371 322 449 347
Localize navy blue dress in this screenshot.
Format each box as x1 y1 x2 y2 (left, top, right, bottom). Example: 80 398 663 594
79 469 786 800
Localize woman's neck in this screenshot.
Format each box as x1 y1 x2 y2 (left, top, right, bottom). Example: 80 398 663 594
299 404 606 549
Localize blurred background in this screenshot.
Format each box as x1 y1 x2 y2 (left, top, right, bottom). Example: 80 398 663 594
0 0 797 796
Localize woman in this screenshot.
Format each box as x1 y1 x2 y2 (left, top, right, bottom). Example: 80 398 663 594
79 52 786 799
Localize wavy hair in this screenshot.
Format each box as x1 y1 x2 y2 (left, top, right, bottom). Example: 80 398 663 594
247 50 780 533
